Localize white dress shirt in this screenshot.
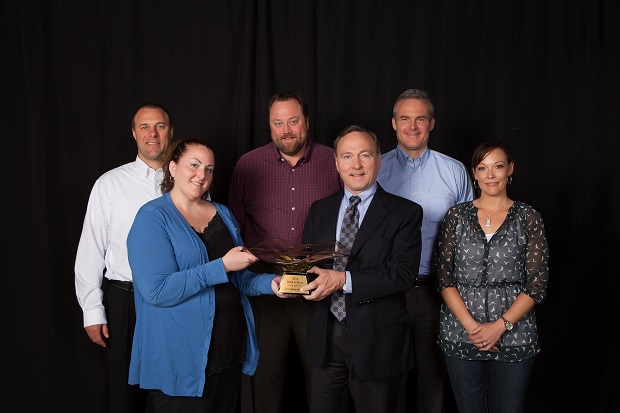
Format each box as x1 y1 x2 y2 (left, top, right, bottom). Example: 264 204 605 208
75 156 163 327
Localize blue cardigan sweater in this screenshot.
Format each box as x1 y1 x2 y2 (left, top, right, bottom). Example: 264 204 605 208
127 193 274 397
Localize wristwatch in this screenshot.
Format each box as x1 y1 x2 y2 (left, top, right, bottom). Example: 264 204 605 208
500 315 513 331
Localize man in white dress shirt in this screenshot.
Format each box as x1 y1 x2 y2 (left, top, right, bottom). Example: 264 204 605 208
75 103 173 413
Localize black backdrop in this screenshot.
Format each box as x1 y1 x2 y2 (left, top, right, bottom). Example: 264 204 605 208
4 1 619 412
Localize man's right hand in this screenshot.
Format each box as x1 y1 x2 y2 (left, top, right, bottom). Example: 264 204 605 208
85 323 109 347
300 267 345 301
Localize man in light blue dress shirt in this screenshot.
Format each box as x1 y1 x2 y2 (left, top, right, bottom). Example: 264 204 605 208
377 89 473 413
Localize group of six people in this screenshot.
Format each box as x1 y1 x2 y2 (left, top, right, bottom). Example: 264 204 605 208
75 89 549 413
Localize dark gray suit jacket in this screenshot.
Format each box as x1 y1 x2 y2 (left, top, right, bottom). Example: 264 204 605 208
302 184 422 380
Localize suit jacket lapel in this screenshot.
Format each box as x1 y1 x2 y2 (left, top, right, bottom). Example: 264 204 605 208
350 185 389 257
323 190 343 241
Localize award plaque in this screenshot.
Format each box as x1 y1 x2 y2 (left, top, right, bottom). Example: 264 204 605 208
243 238 348 295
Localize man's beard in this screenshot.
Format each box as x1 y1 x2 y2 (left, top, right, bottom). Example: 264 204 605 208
276 134 307 156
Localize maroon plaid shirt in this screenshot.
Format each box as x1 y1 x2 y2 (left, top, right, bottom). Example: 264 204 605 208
228 141 342 247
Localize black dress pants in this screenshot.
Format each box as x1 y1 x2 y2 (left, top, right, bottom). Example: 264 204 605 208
105 282 147 413
243 295 312 413
310 316 402 413
396 284 448 413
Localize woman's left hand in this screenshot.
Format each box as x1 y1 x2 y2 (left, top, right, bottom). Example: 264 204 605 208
271 276 296 298
468 321 504 352
222 247 259 272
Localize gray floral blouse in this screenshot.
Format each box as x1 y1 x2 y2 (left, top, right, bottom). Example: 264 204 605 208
434 201 549 362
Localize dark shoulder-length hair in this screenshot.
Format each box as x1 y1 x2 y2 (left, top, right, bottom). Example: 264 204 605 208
471 140 513 170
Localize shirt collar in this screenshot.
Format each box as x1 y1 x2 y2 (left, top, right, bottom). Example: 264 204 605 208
343 182 377 207
273 140 314 166
395 145 430 170
135 155 163 180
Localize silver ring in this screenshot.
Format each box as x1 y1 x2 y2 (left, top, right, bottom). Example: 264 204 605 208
481 342 485 347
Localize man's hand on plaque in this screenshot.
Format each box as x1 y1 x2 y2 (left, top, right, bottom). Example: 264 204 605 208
300 267 346 301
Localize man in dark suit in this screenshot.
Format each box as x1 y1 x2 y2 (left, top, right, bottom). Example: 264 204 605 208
299 125 423 413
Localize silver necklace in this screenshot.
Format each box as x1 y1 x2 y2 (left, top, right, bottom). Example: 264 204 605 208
478 199 508 227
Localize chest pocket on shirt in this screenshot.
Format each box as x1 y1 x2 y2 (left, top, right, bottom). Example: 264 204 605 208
415 194 455 225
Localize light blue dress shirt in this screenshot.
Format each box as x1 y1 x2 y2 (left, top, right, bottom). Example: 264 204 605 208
377 146 473 276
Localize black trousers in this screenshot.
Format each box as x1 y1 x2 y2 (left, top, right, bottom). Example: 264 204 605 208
310 316 402 413
242 295 312 413
396 284 448 413
104 282 147 413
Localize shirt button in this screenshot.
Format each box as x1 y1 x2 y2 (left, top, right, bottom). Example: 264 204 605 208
291 169 295 172
292 187 295 191
292 207 296 210
291 228 295 231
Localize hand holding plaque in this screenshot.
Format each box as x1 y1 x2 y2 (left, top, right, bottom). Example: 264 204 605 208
243 238 348 295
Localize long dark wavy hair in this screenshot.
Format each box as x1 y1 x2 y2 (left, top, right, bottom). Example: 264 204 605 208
471 140 513 170
160 138 215 195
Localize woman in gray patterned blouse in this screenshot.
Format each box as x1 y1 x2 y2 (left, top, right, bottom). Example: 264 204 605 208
434 140 549 413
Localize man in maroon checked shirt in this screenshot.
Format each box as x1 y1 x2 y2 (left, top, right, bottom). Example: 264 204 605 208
228 92 342 413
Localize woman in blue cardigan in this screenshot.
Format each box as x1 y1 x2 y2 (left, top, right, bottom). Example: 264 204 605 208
127 138 287 412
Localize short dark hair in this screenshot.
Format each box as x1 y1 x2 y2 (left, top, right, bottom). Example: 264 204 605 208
131 103 173 129
392 89 434 118
268 92 309 120
334 124 381 155
161 138 214 194
471 140 513 170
